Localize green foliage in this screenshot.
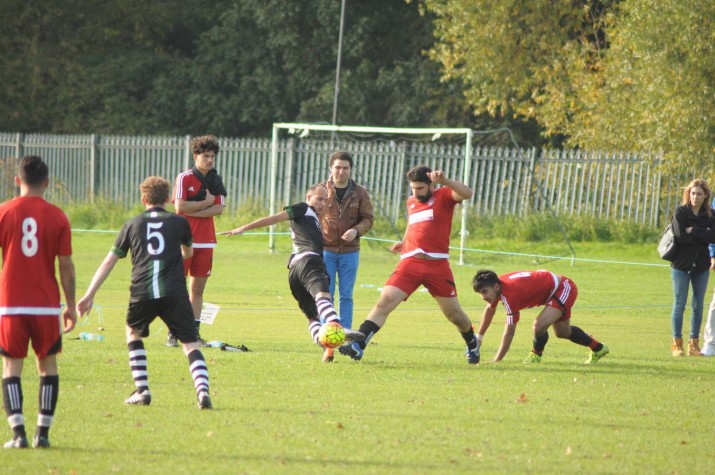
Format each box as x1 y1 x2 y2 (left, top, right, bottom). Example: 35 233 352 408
1 0 519 139
65 199 143 230
463 212 659 244
425 0 715 171
568 0 715 172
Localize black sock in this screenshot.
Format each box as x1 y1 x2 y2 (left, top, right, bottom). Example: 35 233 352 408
3 376 25 438
533 331 549 355
461 327 478 351
357 320 381 350
37 375 59 438
569 326 599 348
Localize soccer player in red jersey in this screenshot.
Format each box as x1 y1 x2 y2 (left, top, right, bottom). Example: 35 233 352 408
472 269 609 364
339 166 481 364
0 156 77 449
170 135 227 346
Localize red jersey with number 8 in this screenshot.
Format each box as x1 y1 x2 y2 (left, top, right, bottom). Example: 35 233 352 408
0 196 72 314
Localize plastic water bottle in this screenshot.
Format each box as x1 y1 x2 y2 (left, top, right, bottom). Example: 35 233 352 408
79 332 104 341
205 340 223 348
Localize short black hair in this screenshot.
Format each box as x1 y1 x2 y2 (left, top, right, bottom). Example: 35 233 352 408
329 151 353 168
472 269 500 292
406 165 432 184
18 155 48 186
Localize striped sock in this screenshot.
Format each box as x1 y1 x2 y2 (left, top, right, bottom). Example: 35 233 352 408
187 349 209 397
37 375 59 438
128 340 149 392
316 297 339 324
2 377 25 438
308 320 322 344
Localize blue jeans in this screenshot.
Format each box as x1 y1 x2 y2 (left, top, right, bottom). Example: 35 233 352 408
323 250 360 329
671 267 709 339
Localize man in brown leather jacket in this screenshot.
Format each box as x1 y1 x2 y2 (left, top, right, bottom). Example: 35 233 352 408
321 151 374 329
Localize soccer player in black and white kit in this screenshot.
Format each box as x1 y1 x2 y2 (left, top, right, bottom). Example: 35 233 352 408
78 176 212 409
221 183 363 362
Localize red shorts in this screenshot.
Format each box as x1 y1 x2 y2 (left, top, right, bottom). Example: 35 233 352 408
545 277 578 321
0 314 62 359
184 248 214 278
385 257 458 299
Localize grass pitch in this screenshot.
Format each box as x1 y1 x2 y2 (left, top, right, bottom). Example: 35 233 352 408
3 231 714 474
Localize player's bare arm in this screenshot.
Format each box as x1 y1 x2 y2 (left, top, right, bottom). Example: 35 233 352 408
58 255 77 333
181 244 193 260
428 170 473 202
77 252 121 316
174 190 215 214
477 305 496 339
185 202 224 219
493 323 517 362
221 211 290 236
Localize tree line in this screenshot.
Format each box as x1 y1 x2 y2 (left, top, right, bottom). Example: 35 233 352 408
1 0 712 171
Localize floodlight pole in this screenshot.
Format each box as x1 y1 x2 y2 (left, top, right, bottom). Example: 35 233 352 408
331 0 346 147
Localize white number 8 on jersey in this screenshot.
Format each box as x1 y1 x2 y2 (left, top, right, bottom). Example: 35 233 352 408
21 217 39 257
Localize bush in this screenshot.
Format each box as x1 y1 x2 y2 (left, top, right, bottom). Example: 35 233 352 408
64 200 661 245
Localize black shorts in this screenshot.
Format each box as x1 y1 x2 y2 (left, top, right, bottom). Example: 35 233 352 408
126 296 197 343
288 255 330 319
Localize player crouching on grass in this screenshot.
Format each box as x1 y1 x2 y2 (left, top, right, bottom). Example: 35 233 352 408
472 269 609 364
220 183 364 363
77 177 212 409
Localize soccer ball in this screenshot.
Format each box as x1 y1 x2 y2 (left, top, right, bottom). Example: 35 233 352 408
318 321 346 348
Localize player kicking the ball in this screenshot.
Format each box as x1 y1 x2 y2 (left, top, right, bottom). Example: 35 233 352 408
472 269 609 364
220 183 364 362
339 166 481 365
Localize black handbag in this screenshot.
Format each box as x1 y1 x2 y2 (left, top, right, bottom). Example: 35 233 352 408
658 223 677 261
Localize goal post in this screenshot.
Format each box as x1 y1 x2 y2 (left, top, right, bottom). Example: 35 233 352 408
270 123 473 264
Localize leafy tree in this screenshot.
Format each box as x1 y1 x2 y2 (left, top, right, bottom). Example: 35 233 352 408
0 0 225 134
424 0 715 170
0 0 541 145
568 0 715 172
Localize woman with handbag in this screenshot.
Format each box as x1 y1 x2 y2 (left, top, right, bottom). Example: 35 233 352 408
669 178 715 356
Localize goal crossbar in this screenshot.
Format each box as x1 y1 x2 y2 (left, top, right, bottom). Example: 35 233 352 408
270 123 474 264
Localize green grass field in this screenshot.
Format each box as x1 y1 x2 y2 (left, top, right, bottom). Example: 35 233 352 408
4 231 715 474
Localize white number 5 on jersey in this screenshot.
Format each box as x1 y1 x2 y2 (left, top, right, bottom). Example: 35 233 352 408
147 222 165 255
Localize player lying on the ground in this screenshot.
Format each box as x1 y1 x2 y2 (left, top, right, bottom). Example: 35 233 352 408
78 176 212 409
472 269 609 364
338 166 480 365
220 183 363 363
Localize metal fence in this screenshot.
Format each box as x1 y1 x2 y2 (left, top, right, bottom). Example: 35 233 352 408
0 131 691 227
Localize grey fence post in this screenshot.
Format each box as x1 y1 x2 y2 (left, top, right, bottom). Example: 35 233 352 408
15 133 23 159
89 134 97 203
184 135 192 170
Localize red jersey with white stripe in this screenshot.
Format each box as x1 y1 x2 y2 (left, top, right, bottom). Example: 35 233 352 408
173 169 224 248
401 187 458 259
489 270 573 324
0 196 72 315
